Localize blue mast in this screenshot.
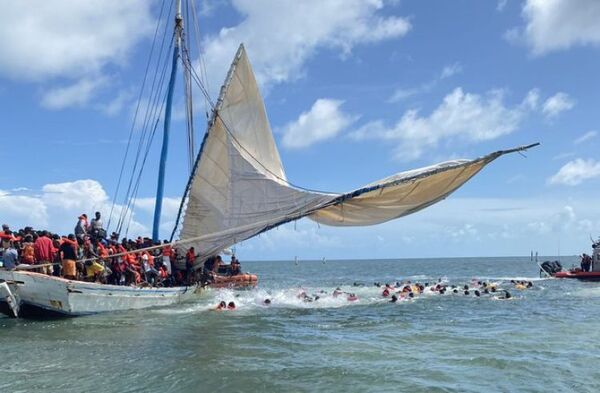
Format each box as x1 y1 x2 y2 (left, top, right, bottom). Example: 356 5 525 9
153 0 183 242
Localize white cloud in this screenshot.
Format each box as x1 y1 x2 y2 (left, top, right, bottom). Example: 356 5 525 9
516 0 600 55
522 88 540 110
98 89 135 116
200 0 411 92
281 99 358 149
548 158 600 186
0 1 154 81
574 130 598 145
0 1 154 109
0 179 180 239
497 0 508 12
542 92 575 118
41 77 109 110
354 87 529 161
388 87 423 102
388 62 462 103
440 62 463 79
357 87 573 160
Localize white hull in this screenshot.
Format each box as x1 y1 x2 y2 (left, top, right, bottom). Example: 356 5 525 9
0 270 202 317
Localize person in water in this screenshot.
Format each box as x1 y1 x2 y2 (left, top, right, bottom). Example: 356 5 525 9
496 290 512 300
227 301 236 310
390 294 398 303
263 298 271 305
216 300 227 310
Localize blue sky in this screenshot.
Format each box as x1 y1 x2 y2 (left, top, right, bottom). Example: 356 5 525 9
1 0 599 259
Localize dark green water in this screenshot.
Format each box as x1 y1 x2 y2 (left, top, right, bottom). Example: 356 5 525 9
2 257 600 392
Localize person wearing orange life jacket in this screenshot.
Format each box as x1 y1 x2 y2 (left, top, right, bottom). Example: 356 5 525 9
161 240 173 275
185 247 196 284
20 234 35 264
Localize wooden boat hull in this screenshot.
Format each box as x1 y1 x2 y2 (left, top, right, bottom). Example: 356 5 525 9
0 270 202 318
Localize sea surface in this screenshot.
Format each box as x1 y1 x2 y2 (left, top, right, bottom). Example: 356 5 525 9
2 256 600 393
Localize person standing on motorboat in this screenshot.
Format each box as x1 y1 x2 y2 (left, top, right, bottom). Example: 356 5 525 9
230 255 241 276
581 254 592 272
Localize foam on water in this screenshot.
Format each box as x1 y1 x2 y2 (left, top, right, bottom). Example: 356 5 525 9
154 278 533 316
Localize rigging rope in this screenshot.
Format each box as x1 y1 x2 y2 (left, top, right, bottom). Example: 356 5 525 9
107 0 168 232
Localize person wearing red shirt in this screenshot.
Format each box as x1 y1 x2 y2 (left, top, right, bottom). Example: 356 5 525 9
34 231 54 274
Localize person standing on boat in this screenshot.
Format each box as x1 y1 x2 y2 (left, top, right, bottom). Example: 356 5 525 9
185 247 196 284
90 212 105 240
1 240 18 270
33 230 54 274
59 234 78 280
162 240 173 275
74 214 88 241
1 224 15 250
20 234 35 265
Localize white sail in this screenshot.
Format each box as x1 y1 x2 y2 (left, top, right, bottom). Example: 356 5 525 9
175 44 536 260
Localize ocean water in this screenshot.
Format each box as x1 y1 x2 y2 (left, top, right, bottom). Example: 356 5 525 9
2 256 600 393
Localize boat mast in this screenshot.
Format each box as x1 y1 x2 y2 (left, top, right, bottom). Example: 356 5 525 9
153 0 183 242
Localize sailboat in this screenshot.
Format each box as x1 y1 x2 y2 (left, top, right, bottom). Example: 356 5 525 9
0 1 537 318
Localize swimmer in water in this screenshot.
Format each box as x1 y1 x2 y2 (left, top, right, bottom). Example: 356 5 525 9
408 292 414 299
464 290 470 295
227 301 236 310
263 298 272 305
347 293 358 302
474 290 481 297
216 300 227 310
496 290 512 300
527 281 533 288
333 287 343 297
453 289 458 294
390 294 398 303
382 288 390 297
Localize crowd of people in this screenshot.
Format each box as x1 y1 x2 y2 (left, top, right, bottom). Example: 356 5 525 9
0 212 241 287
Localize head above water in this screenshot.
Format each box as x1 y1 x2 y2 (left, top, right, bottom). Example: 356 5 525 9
264 298 271 305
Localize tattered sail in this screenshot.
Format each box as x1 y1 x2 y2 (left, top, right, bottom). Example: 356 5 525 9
173 44 536 261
